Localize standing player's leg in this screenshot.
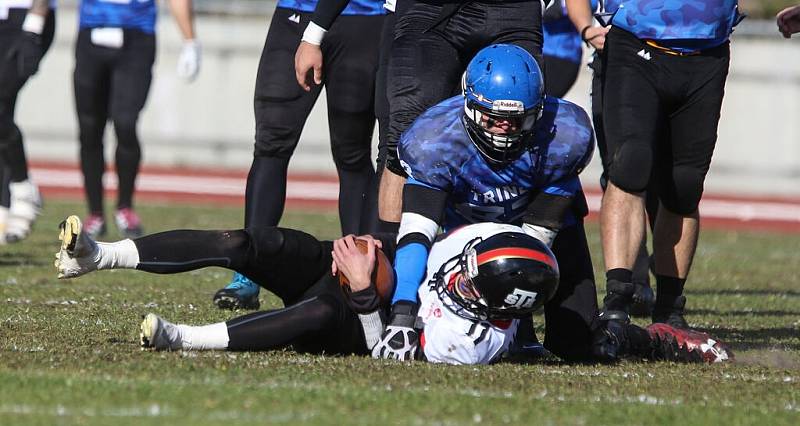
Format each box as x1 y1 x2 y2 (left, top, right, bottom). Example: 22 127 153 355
380 1 467 226
108 30 156 238
651 44 730 329
323 14 382 236
599 27 664 328
0 9 56 243
591 50 655 317
74 29 113 238
215 8 325 310
372 10 396 234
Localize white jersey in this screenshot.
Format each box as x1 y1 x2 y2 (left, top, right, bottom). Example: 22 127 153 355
417 222 525 365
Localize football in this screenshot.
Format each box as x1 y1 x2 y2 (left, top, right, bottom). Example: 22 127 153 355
337 239 395 305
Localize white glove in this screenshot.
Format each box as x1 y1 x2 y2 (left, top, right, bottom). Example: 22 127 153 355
371 302 419 361
176 40 200 82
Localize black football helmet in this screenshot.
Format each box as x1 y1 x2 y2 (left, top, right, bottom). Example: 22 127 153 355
436 232 559 321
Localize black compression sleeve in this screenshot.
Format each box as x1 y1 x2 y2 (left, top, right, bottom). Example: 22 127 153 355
310 0 351 30
403 184 448 223
522 192 574 230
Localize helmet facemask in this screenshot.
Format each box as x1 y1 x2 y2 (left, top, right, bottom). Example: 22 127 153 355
463 89 542 166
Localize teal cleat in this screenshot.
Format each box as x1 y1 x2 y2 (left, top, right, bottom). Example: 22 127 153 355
212 272 261 310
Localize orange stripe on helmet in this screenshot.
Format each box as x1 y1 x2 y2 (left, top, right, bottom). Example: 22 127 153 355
476 247 556 269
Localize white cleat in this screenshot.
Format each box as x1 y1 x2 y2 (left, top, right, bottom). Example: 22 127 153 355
55 215 99 279
6 180 42 243
140 313 183 351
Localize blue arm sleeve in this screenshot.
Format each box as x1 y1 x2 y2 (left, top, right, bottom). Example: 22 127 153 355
391 242 429 304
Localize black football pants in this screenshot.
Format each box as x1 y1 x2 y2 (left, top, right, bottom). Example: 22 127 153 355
74 28 155 215
0 8 55 207
133 226 372 354
384 0 543 175
248 8 383 235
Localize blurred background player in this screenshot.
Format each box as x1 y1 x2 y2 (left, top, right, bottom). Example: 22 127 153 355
212 0 385 311
565 0 655 316
542 0 598 98
0 0 55 243
597 0 744 333
74 0 200 239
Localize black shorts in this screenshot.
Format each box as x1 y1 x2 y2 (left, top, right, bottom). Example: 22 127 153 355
385 0 544 175
253 7 382 169
602 27 730 207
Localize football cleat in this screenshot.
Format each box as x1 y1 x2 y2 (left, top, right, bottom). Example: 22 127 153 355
630 282 655 317
84 214 107 238
647 323 733 364
213 272 260 310
55 215 99 279
140 313 183 351
115 208 143 238
6 180 43 243
652 295 690 329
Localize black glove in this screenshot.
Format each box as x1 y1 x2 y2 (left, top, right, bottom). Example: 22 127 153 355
7 31 44 78
371 301 420 361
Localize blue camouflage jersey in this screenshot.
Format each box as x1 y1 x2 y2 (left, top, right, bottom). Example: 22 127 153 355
392 95 594 304
399 95 594 231
610 0 742 51
543 0 599 63
277 0 386 16
79 0 157 33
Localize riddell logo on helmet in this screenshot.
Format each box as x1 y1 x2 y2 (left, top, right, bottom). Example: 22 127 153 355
492 100 524 112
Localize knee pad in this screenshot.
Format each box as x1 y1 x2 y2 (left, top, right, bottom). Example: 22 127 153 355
607 143 652 193
660 165 705 215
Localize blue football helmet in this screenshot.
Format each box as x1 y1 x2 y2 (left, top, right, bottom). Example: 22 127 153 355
462 44 544 165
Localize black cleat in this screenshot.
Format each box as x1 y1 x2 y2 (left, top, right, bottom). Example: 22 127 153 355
652 295 689 329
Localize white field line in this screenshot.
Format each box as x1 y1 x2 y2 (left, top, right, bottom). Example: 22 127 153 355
31 168 800 223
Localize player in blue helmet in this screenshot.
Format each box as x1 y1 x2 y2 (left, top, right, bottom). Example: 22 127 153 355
371 44 625 363
461 45 544 165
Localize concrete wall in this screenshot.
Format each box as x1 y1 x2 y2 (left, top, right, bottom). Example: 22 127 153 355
15 7 800 197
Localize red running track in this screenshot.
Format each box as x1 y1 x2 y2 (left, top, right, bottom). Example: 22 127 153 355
30 161 800 233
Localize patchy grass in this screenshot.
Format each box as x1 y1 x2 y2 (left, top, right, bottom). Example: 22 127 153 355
1 199 798 425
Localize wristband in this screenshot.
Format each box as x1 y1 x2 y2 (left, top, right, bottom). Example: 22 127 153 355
301 21 327 46
22 13 45 35
580 25 592 43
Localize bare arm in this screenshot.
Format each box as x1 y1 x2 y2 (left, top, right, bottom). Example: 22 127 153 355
565 0 608 51
167 0 196 41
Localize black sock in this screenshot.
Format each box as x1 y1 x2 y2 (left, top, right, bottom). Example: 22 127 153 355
245 157 289 228
606 268 633 284
337 164 375 236
655 275 686 307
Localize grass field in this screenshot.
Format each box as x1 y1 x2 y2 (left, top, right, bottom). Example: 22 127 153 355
1 199 799 425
